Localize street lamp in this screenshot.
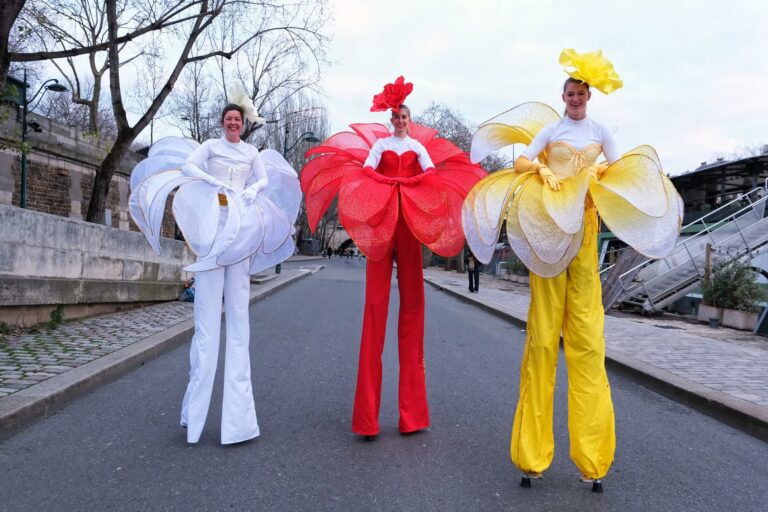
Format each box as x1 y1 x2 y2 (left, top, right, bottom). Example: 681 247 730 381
275 126 320 273
283 126 320 159
19 69 68 208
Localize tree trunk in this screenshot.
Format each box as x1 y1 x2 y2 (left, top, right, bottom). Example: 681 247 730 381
0 0 26 90
85 132 134 223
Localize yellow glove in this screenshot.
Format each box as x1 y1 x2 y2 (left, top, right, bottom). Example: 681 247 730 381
587 164 609 180
514 157 561 191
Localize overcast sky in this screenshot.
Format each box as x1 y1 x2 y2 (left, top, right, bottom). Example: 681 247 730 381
321 0 767 175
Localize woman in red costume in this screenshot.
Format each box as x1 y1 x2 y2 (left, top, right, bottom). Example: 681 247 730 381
301 77 486 439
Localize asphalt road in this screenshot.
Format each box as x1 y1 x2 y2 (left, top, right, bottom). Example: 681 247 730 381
1 258 766 511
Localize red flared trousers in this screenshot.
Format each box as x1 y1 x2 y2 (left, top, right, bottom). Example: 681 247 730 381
352 214 430 435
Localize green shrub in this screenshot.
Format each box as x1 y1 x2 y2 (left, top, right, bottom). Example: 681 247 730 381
504 256 529 276
701 260 764 312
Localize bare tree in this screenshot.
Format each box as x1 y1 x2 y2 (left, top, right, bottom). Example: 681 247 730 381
37 87 118 141
730 143 768 159
0 0 27 88
415 102 510 173
168 59 219 142
4 1 215 90
84 0 329 223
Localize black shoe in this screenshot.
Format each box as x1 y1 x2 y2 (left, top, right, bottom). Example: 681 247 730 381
361 434 377 442
580 476 604 493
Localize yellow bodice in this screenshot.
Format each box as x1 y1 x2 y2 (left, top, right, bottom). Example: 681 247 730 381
542 141 602 178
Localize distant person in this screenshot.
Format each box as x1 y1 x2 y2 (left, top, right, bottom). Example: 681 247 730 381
465 250 481 293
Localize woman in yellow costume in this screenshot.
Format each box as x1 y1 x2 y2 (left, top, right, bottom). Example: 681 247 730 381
463 50 682 493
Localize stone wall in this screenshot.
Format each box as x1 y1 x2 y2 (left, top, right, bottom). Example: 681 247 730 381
0 204 193 326
0 103 176 237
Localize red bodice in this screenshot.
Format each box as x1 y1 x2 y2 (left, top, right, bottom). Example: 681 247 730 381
301 123 487 261
376 150 423 178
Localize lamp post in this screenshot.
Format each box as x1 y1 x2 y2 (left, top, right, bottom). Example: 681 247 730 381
19 69 68 208
275 125 320 273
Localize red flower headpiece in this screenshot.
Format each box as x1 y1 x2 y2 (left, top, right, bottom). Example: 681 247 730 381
370 76 413 112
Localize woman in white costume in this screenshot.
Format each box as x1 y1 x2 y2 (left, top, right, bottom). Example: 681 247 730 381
130 90 301 444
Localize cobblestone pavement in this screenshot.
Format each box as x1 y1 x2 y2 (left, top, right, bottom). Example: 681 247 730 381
425 268 768 411
0 267 314 399
0 302 194 398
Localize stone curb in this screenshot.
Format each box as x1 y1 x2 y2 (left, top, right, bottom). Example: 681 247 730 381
424 276 768 443
0 266 322 439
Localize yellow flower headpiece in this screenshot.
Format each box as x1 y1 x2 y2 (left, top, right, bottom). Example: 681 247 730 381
559 49 623 95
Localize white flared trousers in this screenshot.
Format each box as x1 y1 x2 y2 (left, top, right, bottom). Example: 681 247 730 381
180 258 260 444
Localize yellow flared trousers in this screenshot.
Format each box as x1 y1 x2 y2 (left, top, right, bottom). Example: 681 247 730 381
510 208 615 479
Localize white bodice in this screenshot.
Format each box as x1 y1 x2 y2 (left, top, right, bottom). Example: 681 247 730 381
207 160 251 191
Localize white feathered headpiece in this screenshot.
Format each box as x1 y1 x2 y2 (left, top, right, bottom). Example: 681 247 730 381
227 82 266 127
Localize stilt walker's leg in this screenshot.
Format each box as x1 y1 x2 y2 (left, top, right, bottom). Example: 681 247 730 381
394 217 429 433
181 266 225 443
352 246 395 436
511 271 566 476
221 258 260 444
563 208 615 481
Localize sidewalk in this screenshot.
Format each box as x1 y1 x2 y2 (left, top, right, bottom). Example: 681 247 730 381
424 268 768 441
0 265 323 438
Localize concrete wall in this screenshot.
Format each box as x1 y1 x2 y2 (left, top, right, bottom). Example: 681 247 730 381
0 104 177 238
0 204 194 326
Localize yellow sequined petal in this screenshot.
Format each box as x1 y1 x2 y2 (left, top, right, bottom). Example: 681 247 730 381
506 182 584 278
597 154 667 218
542 169 589 234
518 177 574 265
591 174 680 259
621 145 662 169
473 169 523 244
463 171 534 263
469 102 560 163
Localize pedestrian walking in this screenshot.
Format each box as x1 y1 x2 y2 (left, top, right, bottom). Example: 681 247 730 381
465 250 481 293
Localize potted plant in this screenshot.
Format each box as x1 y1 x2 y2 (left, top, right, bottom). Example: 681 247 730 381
698 269 724 326
699 260 764 330
504 256 530 285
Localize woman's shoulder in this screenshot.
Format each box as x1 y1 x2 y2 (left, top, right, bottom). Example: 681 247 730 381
587 117 612 132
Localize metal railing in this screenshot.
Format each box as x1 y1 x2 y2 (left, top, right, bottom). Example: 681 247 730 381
603 184 768 311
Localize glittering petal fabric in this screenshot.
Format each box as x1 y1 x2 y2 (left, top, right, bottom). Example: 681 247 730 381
463 106 683 277
470 103 560 163
129 139 300 274
301 123 486 261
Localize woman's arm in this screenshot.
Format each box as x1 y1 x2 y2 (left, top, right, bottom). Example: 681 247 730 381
600 124 620 164
415 141 435 171
182 140 212 179
519 123 553 163
362 140 384 170
248 150 269 192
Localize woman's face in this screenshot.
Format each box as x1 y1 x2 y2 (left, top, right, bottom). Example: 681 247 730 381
562 82 591 120
221 109 244 142
390 108 410 137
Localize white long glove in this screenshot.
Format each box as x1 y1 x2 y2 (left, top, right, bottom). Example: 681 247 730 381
181 162 228 189
241 182 264 206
